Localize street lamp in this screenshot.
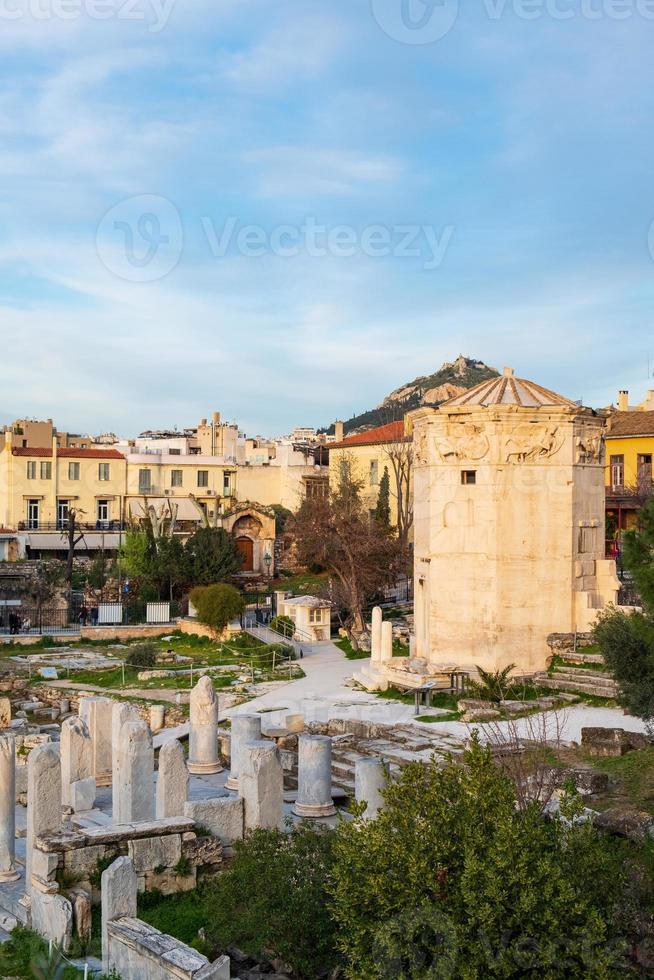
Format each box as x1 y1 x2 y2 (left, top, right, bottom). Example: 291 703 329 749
263 552 272 577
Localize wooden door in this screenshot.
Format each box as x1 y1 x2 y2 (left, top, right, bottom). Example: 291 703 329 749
236 537 254 572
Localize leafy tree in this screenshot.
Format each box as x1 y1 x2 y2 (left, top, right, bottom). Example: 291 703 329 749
290 457 405 644
330 738 627 978
204 825 339 979
593 495 654 721
24 561 65 616
120 528 153 582
622 494 654 610
593 607 654 721
183 527 243 586
374 466 391 528
119 528 186 600
189 583 244 635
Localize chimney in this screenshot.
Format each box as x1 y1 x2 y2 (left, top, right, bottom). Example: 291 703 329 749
503 367 515 378
334 420 344 442
618 390 629 412
212 411 221 425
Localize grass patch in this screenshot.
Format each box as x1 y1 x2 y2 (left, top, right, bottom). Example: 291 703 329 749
578 746 654 815
376 686 460 711
335 637 407 661
0 926 85 978
138 887 210 950
549 654 609 673
63 665 239 691
417 712 462 723
271 570 329 594
335 637 368 661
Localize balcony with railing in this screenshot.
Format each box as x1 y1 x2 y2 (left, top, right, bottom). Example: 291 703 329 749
17 521 126 532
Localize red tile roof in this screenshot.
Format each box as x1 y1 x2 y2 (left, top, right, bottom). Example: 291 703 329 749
607 411 654 438
10 447 124 459
329 420 407 449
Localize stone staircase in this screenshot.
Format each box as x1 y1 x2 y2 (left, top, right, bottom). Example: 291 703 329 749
534 656 619 699
289 724 465 798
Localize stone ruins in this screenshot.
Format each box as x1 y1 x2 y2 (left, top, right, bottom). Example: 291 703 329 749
0 673 403 978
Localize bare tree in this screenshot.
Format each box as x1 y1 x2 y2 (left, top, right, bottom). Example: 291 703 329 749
379 410 414 546
136 497 179 538
64 507 86 586
188 493 222 528
481 708 569 813
290 457 405 645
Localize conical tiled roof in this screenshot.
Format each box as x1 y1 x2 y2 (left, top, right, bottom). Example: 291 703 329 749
442 368 576 409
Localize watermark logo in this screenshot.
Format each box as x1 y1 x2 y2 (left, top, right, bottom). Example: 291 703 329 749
201 216 454 270
96 195 183 283
370 0 460 44
0 0 176 33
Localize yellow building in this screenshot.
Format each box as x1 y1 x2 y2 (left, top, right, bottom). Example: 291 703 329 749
328 420 413 537
0 430 128 558
605 408 654 544
124 451 236 526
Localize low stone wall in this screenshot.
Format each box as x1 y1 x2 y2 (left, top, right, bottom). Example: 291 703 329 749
33 816 223 905
80 624 179 641
176 619 240 641
546 632 594 656
28 685 188 728
107 917 229 980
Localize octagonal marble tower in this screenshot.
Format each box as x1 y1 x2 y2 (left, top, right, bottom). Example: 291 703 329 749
410 369 619 675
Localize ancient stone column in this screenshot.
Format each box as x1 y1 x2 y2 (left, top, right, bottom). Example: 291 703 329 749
285 713 305 733
381 620 393 662
61 716 94 810
156 739 188 819
0 733 19 881
188 676 222 775
27 742 61 891
292 735 336 818
239 740 283 831
79 697 113 787
101 856 137 974
111 702 139 801
371 606 383 664
149 704 165 734
225 714 261 791
114 720 154 824
355 757 388 821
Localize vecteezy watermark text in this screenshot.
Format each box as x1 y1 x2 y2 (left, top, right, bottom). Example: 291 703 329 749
0 0 176 32
95 195 455 282
370 0 654 45
201 216 454 270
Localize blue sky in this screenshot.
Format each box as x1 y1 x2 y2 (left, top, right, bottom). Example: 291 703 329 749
1 0 654 436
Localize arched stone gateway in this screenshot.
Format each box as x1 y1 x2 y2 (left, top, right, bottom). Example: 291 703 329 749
222 505 275 577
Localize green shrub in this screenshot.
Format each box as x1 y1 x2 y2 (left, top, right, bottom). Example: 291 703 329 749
125 641 157 669
190 584 245 636
266 642 296 661
269 614 295 638
330 737 628 978
204 825 339 978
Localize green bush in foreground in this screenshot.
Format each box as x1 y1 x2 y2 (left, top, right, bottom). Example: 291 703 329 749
330 738 629 979
203 824 339 978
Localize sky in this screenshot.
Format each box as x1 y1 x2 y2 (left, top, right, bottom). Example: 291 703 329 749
1 0 654 437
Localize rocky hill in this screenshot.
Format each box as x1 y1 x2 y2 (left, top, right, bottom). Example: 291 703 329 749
323 356 499 436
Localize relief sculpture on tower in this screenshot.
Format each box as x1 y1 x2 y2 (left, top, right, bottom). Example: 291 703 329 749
434 422 490 462
504 423 563 463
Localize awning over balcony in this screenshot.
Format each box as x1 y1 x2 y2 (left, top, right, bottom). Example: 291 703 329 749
127 497 203 521
26 532 123 551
